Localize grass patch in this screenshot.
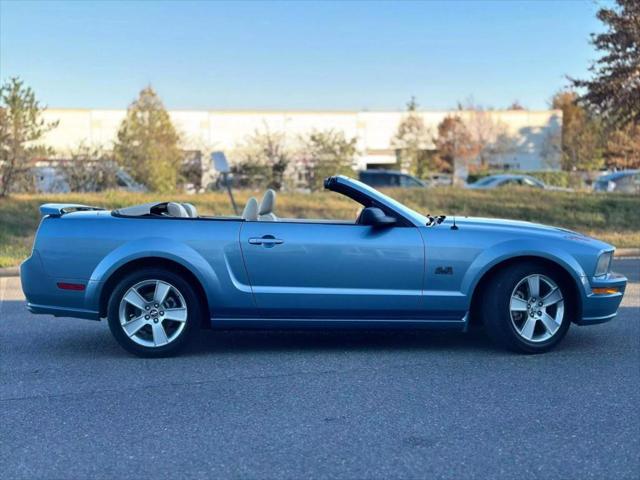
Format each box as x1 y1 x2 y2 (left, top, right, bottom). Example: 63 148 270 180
1 188 638 268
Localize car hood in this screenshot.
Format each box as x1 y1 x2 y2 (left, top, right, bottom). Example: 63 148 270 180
440 216 590 239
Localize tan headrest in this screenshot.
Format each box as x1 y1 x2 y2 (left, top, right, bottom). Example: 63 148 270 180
167 202 189 218
259 189 276 215
242 197 259 221
182 203 197 217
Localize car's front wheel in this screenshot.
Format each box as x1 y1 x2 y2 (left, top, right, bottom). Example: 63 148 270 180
107 268 201 357
482 262 573 353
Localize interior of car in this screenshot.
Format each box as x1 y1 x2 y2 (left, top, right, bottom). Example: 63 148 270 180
116 185 399 226
242 189 278 221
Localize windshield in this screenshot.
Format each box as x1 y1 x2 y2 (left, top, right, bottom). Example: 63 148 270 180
473 176 501 186
522 176 545 187
338 176 429 225
401 175 426 187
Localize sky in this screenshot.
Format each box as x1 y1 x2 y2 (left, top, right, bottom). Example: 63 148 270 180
0 0 605 111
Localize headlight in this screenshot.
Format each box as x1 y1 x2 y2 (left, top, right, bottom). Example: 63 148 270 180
595 251 612 277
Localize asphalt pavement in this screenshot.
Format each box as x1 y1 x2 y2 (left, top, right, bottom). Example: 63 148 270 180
1 259 638 480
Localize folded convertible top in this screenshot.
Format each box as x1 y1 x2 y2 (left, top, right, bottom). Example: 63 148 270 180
114 202 167 217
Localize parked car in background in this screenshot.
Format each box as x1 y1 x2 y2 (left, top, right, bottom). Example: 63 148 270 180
466 174 572 191
33 167 70 193
359 170 427 188
425 173 453 186
115 169 147 193
593 170 639 194
32 165 146 193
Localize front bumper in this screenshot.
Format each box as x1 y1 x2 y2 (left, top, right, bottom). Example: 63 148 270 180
576 272 627 325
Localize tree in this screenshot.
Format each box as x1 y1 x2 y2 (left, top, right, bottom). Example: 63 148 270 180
552 91 604 171
391 97 433 177
434 115 474 173
462 106 516 168
604 122 640 169
540 127 563 170
298 129 357 191
113 86 181 192
571 0 640 127
232 128 290 190
508 100 526 110
0 77 58 197
58 144 120 192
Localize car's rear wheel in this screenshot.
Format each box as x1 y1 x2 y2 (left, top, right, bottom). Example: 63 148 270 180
107 268 201 357
482 262 573 353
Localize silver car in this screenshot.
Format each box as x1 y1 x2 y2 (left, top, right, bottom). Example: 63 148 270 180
467 174 572 192
593 170 640 194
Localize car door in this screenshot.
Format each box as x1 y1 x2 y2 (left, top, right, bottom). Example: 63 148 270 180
239 221 425 319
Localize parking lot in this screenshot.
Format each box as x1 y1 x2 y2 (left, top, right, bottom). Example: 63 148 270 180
1 258 638 479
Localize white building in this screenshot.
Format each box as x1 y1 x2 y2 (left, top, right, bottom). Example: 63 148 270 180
40 108 562 173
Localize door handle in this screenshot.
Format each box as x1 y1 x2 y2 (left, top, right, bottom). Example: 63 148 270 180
248 235 284 246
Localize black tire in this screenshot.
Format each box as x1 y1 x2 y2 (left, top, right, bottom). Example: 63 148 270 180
107 268 202 357
482 261 573 354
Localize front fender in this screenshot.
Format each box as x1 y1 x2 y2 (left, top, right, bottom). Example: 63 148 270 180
462 238 590 301
84 237 220 315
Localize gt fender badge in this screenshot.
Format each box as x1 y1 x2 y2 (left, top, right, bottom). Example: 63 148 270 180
435 266 453 275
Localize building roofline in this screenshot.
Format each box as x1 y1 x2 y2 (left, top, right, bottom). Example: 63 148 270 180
44 107 562 115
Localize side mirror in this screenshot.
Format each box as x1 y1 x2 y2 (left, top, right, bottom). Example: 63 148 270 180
360 207 397 227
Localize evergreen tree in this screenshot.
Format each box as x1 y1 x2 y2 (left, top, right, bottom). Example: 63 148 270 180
114 87 181 192
0 77 58 197
571 0 639 126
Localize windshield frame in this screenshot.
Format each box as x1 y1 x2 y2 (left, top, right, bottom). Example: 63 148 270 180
327 175 429 227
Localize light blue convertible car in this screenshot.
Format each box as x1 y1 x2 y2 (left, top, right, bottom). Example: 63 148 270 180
21 176 626 357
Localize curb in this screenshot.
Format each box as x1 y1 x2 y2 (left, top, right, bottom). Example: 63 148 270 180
0 267 19 277
616 248 640 258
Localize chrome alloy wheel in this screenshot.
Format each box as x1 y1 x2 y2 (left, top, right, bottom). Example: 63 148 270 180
509 274 564 343
118 279 188 348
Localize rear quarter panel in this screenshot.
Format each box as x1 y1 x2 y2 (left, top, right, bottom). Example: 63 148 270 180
31 212 250 317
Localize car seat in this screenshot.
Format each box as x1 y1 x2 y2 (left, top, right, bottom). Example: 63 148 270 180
258 189 278 221
242 197 259 221
167 202 189 218
182 203 197 217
